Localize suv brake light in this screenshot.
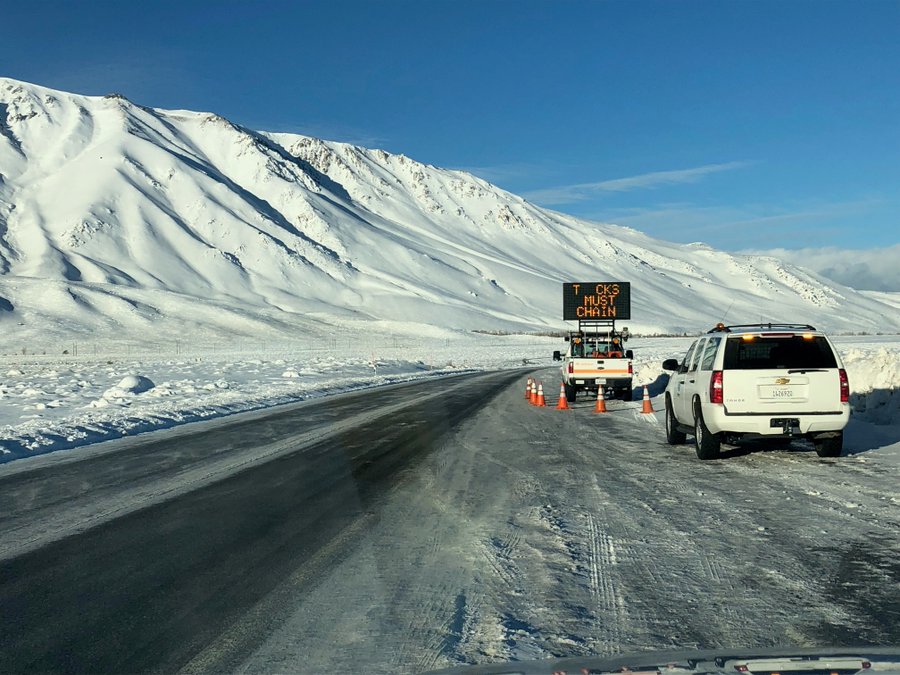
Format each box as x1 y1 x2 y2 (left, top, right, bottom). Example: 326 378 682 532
710 370 724 404
839 368 849 403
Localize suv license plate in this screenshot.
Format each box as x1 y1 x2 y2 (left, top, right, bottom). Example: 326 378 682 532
770 388 794 398
770 418 800 429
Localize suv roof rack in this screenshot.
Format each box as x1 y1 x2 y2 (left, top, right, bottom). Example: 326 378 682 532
707 322 818 333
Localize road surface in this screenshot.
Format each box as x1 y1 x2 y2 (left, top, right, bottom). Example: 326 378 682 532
1 369 897 674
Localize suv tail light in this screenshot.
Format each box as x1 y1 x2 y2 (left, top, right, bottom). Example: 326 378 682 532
839 368 849 403
710 370 724 404
568 362 574 374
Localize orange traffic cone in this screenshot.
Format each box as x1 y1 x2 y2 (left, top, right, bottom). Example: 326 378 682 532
536 382 546 407
594 388 608 413
530 379 538 405
525 377 533 400
555 383 570 410
641 385 655 414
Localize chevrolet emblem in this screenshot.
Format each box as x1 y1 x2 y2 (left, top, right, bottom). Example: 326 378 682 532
775 377 790 385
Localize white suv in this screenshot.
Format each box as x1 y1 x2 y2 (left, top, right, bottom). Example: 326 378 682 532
661 323 850 460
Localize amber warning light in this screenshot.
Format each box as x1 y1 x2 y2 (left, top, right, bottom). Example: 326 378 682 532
563 282 631 320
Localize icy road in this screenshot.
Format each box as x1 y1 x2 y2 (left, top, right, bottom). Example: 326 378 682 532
1 369 898 673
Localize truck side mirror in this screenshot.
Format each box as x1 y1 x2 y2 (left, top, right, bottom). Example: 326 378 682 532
552 350 561 361
662 358 679 371
626 349 634 360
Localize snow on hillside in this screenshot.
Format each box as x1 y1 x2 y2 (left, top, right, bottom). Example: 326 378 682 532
1 76 898 353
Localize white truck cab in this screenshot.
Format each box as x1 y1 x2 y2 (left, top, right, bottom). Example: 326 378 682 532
553 322 633 402
661 323 850 460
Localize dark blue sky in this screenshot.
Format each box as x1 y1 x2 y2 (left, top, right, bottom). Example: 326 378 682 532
2 0 898 251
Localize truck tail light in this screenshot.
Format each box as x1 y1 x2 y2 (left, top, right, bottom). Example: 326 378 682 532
839 368 849 403
710 370 724 404
628 363 633 374
568 362 574 374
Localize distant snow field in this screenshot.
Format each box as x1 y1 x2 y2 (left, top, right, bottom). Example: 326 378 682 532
1 334 897 465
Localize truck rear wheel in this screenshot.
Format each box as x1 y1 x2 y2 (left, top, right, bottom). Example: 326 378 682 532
564 382 577 403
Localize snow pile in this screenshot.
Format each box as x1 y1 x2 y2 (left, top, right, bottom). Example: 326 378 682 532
113 375 156 394
837 340 900 427
88 375 156 409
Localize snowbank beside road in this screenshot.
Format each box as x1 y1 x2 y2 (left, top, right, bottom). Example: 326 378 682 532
834 338 900 454
841 346 900 424
1 334 897 465
0 335 556 463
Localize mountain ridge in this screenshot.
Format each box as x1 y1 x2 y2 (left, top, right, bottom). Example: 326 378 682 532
1 76 897 347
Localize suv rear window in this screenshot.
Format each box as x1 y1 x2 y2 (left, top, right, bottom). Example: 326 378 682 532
723 335 837 370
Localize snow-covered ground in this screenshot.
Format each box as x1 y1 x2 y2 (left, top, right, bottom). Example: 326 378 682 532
1 334 897 465
0 333 556 462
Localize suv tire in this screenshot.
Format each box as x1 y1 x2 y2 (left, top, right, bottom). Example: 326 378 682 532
814 432 843 458
665 395 686 445
693 402 721 460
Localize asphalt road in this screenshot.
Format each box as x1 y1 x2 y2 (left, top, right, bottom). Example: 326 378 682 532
0 370 522 673
233 370 900 674
1 368 898 674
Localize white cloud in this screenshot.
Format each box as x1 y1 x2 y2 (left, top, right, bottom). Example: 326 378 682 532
590 198 887 249
743 244 900 292
523 161 750 205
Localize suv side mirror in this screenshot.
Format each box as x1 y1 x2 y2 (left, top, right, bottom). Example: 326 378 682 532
662 358 679 371
552 350 561 361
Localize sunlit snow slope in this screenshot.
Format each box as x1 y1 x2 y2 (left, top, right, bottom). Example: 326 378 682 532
1 77 896 346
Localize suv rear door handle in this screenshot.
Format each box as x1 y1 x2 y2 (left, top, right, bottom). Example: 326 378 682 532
688 379 695 384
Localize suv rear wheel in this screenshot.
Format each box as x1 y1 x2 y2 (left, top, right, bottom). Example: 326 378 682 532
693 402 721 460
665 395 686 445
813 432 843 458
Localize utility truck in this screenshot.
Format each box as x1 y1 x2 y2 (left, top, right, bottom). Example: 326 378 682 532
553 282 634 403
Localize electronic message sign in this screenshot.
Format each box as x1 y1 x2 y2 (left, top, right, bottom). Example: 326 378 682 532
563 282 631 320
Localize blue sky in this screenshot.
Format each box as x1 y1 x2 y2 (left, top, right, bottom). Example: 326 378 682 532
1 0 898 263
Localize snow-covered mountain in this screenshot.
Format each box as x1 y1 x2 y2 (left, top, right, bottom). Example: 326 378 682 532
1 77 897 347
